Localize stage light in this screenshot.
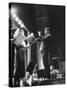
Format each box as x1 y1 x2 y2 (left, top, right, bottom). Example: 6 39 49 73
11 7 17 18
12 13 16 18
15 17 19 22
18 20 22 25
11 7 17 14
20 23 25 28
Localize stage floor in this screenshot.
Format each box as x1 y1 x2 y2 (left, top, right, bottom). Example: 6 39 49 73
32 78 65 86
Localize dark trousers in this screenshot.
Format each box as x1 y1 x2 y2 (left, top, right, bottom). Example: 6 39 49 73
43 51 50 78
26 42 37 75
14 46 25 87
26 43 50 78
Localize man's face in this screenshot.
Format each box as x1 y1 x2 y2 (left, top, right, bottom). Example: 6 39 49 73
44 27 50 35
50 65 54 71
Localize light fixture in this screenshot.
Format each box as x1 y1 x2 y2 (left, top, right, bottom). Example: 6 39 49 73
20 23 25 28
11 7 17 18
18 20 22 25
15 17 19 22
12 13 16 18
11 7 17 14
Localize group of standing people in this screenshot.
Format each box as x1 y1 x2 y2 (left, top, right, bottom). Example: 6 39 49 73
11 26 51 86
9 4 52 87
